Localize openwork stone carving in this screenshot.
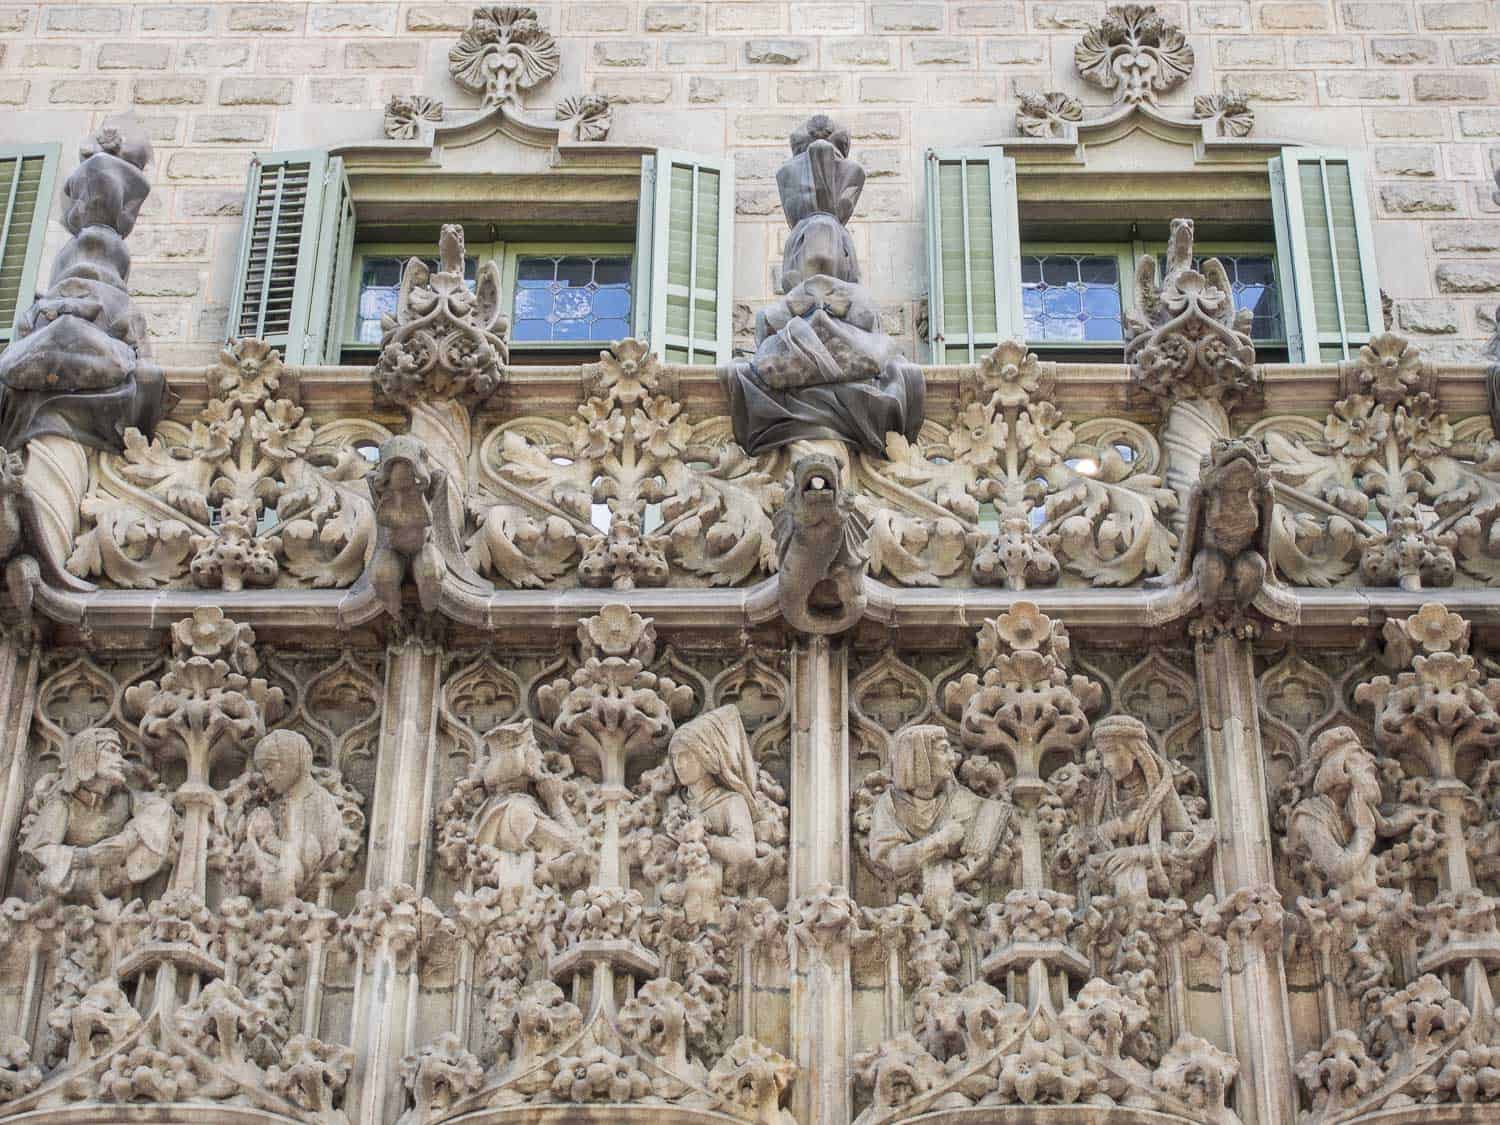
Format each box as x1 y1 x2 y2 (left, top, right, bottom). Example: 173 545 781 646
1253 333 1500 590
1128 219 1258 409
774 453 869 634
447 5 560 111
372 225 507 408
0 115 168 453
720 115 924 457
1017 91 1084 139
1075 4 1196 106
874 340 1178 589
471 339 779 589
384 94 444 140
854 605 1226 1122
68 338 381 589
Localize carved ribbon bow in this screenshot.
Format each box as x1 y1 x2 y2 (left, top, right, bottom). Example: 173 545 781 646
785 276 853 321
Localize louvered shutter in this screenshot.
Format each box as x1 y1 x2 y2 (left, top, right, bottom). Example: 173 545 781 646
1270 149 1381 364
925 149 1022 365
638 151 733 364
0 145 61 347
228 150 355 363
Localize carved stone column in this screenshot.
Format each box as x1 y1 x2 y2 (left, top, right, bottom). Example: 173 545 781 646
1196 632 1296 1125
0 630 40 884
348 634 444 1123
788 636 853 1123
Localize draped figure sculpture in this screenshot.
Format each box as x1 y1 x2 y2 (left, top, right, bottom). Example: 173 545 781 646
663 704 777 923
719 115 924 457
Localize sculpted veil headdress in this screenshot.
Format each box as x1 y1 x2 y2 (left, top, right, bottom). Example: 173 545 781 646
672 705 762 822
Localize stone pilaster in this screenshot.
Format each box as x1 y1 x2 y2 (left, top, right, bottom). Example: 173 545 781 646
347 634 444 1124
1196 632 1296 1125
788 635 852 1124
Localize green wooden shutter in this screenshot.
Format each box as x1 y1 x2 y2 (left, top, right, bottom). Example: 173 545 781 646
925 149 1022 365
0 145 61 346
228 150 355 363
1270 149 1381 364
640 150 733 365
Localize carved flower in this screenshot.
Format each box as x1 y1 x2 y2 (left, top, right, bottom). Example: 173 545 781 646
988 602 1054 654
978 341 1042 408
1015 402 1075 469
1016 91 1084 139
194 398 245 460
1400 602 1469 654
949 402 1006 467
631 395 692 461
1324 395 1388 459
573 399 625 459
171 606 248 661
1394 397 1453 459
252 397 314 461
557 93 613 142
384 94 444 141
550 1045 651 1103
213 338 285 408
1192 92 1254 138
1358 332 1423 404
597 337 657 405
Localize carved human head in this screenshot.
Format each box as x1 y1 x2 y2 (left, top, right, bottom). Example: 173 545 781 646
890 725 956 800
669 705 751 791
790 114 851 157
1309 726 1378 803
481 720 544 792
253 730 315 796
60 728 128 796
1091 715 1159 785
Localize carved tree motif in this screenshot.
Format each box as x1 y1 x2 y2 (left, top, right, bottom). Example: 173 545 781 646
1075 4 1195 106
469 339 780 589
868 341 1178 588
1254 335 1500 590
1016 92 1084 139
68 339 382 590
447 5 560 111
1193 92 1254 138
385 94 444 140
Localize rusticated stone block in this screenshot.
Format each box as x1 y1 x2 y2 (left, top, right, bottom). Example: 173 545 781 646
826 38 892 65
1378 183 1459 212
43 5 125 33
227 4 301 32
1370 37 1438 62
190 114 270 143
1430 222 1500 251
1413 73 1492 100
49 78 118 104
745 39 811 65
644 5 703 32
1436 262 1500 291
309 4 397 33
871 3 944 30
133 78 207 105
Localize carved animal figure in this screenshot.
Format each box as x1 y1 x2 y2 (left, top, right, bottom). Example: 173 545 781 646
1170 438 1274 626
772 453 869 634
364 435 489 619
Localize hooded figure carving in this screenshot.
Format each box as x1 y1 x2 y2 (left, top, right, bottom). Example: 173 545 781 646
719 116 924 456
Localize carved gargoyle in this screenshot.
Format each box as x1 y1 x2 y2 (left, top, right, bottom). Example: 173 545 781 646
1167 437 1274 633
364 434 489 619
772 453 869 634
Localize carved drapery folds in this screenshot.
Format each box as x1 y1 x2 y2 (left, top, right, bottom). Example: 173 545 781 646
0 609 366 1121
396 604 794 1123
1268 604 1500 1117
851 605 1232 1123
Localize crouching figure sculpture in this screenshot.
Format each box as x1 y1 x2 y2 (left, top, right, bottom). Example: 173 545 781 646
773 453 869 635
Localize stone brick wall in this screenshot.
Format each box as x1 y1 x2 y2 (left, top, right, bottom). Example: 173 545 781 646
1 0 1496 365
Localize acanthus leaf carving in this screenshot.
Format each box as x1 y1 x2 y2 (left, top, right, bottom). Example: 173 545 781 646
1075 4 1196 106
447 5 560 112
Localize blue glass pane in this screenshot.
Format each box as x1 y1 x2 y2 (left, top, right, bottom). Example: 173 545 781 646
1082 286 1120 316
514 288 552 319
1084 317 1122 341
1021 257 1042 284
595 258 631 285
1022 289 1043 314
553 289 592 319
517 258 555 283
1041 258 1078 286
594 318 630 339
1042 288 1080 316
513 319 551 341
552 318 590 340
593 287 631 318
1079 257 1118 285
557 259 593 286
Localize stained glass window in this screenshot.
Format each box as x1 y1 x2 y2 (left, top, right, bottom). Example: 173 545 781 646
1021 254 1124 343
512 255 632 345
1198 254 1283 343
353 255 476 345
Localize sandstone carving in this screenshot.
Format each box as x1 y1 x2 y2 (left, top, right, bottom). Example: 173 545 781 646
773 453 869 634
1016 91 1084 139
447 5 560 112
20 726 175 905
0 115 168 453
1075 4 1195 106
720 115 924 456
556 93 613 142
1193 92 1254 138
365 433 491 617
1170 437 1274 633
384 94 444 140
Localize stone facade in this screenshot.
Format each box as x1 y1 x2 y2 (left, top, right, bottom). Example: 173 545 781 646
0 0 1495 363
0 5 1498 1125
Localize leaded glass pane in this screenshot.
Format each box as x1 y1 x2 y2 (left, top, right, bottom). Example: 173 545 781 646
1022 254 1122 343
354 255 476 345
513 254 633 345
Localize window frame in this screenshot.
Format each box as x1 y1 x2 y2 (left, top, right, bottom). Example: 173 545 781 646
1019 237 1289 352
342 237 636 354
